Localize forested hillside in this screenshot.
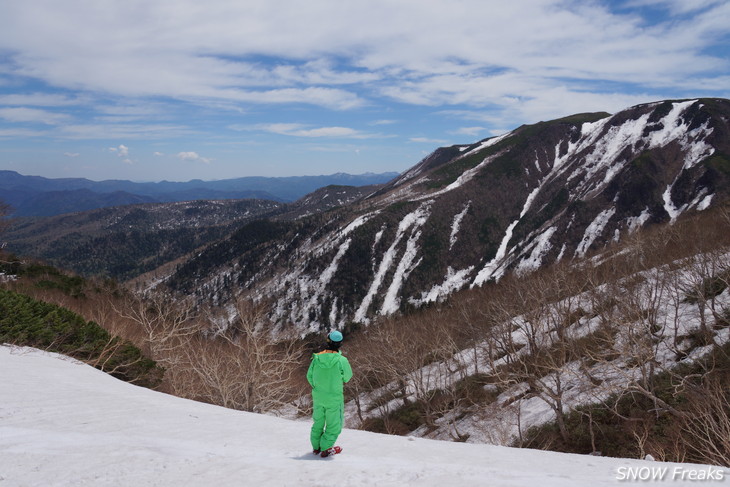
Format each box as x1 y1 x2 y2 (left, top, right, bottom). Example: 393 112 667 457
4 199 282 279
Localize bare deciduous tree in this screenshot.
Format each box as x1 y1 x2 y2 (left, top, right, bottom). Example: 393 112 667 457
113 290 199 362
680 377 730 467
483 268 590 443
209 298 305 413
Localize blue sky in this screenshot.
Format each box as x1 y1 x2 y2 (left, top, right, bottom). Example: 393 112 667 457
0 0 728 182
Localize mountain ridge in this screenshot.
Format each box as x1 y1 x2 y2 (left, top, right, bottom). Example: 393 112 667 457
161 98 730 330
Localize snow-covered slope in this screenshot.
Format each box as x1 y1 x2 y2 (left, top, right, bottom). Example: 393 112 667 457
1 345 720 486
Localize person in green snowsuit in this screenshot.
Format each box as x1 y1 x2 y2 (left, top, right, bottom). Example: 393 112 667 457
307 330 353 456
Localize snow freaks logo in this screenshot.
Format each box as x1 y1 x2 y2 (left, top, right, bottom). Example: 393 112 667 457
616 466 725 482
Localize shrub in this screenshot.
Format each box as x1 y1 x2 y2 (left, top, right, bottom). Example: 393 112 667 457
0 288 161 388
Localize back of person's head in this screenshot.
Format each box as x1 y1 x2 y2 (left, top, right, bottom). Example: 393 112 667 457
326 330 343 350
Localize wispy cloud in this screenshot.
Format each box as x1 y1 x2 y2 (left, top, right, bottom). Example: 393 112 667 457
0 107 70 125
622 0 724 15
57 123 192 140
452 127 485 137
0 128 50 138
249 123 375 138
0 93 82 106
370 119 398 126
410 137 448 144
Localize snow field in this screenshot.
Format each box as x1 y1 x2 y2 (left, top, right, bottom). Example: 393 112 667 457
3 345 713 486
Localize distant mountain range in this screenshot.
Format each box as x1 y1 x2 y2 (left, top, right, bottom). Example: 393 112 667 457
0 171 400 216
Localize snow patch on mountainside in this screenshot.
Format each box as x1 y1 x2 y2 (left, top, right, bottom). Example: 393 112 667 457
575 208 616 257
355 202 432 322
626 208 652 233
449 202 471 250
417 151 506 201
461 131 513 158
267 211 381 330
516 226 557 275
381 225 426 315
696 193 714 211
472 161 557 286
319 238 352 287
472 219 520 286
411 266 475 306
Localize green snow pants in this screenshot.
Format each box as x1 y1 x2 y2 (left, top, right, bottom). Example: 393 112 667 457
310 403 344 451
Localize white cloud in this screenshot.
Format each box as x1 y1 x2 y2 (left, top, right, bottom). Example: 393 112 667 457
177 151 212 164
410 137 448 144
63 152 80 157
452 127 485 137
0 93 80 106
253 123 373 138
109 144 129 157
0 0 725 114
0 107 69 125
59 123 191 140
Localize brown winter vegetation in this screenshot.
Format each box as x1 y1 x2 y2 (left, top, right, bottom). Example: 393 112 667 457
344 204 730 465
113 295 308 413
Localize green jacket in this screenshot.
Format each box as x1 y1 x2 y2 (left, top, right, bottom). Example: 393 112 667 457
307 350 353 407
